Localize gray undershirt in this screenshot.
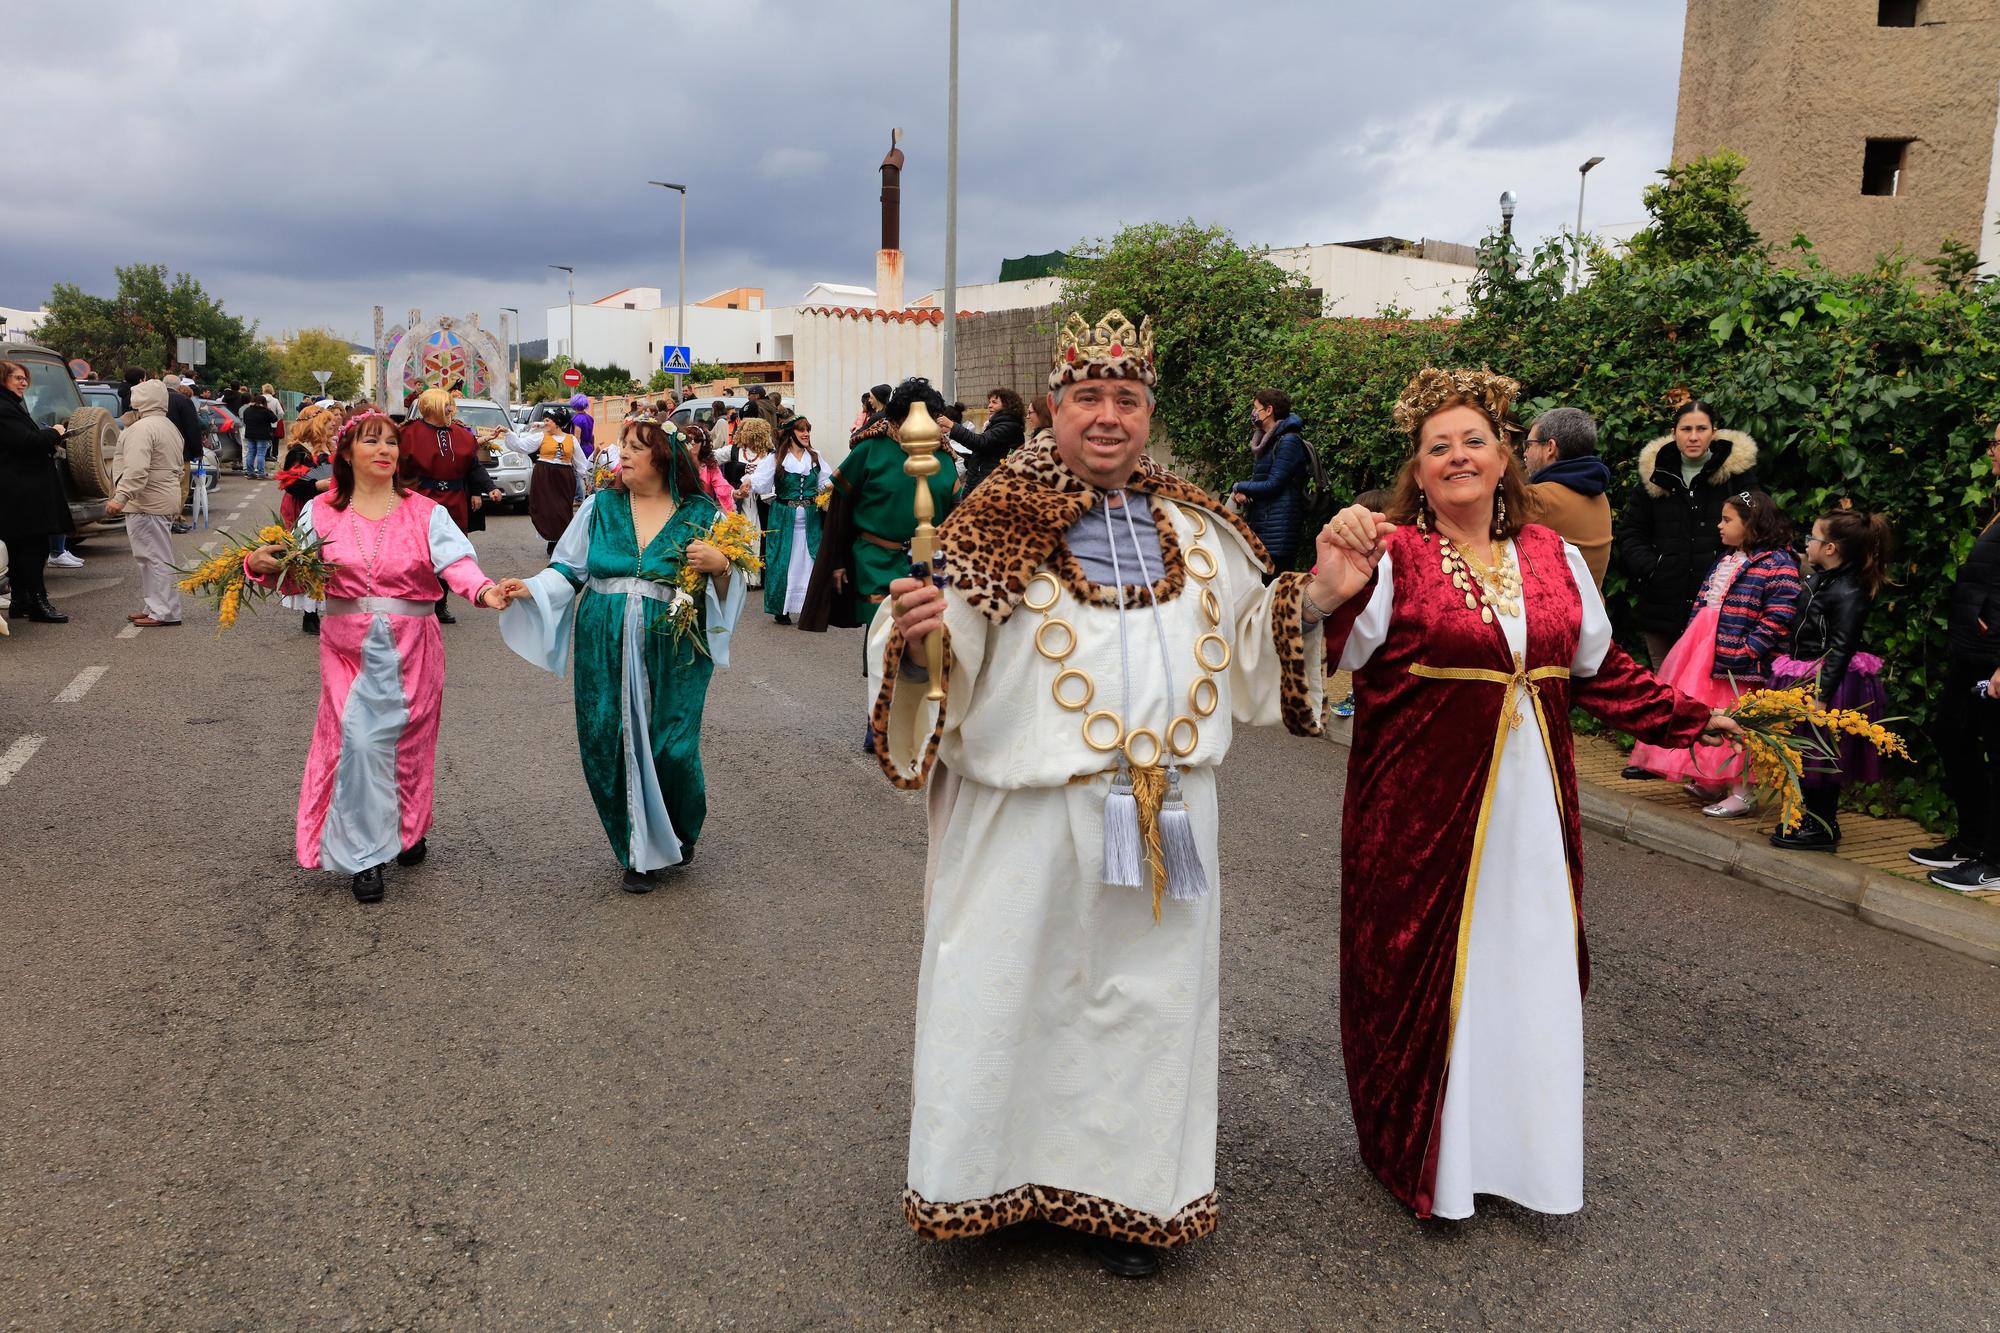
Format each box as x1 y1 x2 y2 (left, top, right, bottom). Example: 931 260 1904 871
1065 489 1165 584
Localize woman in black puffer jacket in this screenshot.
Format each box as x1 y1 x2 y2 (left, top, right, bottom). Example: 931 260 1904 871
1231 389 1312 576
0 359 76 625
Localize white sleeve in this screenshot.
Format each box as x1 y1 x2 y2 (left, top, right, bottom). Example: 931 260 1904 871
294 500 318 542
1336 550 1397 672
1567 541 1615 677
749 452 778 497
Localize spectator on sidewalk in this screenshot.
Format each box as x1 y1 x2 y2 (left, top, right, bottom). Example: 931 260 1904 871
1613 399 1761 667
241 394 278 479
104 379 185 628
0 359 76 624
939 387 1025 494
1913 423 2000 891
1231 389 1312 574
1522 406 1613 588
161 373 204 534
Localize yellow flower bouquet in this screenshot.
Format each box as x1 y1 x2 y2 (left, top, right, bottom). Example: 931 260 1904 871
1724 685 1909 830
813 489 831 510
650 511 765 660
175 519 336 635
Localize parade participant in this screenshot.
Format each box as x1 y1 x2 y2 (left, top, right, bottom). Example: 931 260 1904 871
874 311 1333 1278
496 419 745 893
798 377 958 632
568 393 596 458
687 425 737 514
246 411 508 904
277 405 340 635
528 407 588 554
730 417 773 591
1317 367 1738 1221
397 388 501 624
750 416 829 624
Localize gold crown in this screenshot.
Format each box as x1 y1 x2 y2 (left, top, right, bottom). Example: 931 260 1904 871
1050 309 1157 390
1391 367 1520 440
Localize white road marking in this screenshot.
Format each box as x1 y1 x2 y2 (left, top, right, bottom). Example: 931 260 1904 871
199 541 218 554
55 665 108 703
116 624 141 640
0 736 45 786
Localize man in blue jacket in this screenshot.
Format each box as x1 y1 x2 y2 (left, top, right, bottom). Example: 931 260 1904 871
1231 389 1311 577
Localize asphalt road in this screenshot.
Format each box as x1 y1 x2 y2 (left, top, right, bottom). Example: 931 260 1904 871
2 499 1996 1331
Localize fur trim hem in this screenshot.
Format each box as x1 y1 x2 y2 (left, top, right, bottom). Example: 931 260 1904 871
1636 430 1759 498
904 1184 1218 1248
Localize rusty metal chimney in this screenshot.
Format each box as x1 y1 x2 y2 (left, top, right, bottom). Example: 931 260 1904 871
876 128 906 310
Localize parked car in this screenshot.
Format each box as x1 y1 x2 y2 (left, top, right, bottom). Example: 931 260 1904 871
451 397 530 512
6 342 117 534
670 395 749 433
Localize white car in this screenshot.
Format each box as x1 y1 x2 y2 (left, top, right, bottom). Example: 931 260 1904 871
451 397 531 511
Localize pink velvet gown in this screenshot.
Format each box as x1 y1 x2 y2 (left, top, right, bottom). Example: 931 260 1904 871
258 492 495 874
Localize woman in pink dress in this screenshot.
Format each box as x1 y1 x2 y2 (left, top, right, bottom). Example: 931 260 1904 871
248 411 510 903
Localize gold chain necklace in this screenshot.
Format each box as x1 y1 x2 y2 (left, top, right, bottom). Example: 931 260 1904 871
1440 536 1521 623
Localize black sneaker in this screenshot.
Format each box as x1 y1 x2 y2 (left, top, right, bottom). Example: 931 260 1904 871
1928 859 2000 893
1908 839 1979 869
1621 765 1656 781
1771 823 1839 852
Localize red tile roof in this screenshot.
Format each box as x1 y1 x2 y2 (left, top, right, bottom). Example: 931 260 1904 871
800 306 981 324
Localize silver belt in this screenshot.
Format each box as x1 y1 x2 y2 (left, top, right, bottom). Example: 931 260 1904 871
324 596 436 618
588 576 676 602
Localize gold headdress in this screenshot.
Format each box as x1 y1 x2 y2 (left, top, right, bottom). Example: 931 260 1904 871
1391 367 1520 441
1049 309 1157 392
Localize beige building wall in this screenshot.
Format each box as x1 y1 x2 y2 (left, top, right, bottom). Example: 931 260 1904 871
1673 0 2000 272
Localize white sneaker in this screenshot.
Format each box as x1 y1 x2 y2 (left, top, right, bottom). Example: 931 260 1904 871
46 551 84 569
1703 793 1755 818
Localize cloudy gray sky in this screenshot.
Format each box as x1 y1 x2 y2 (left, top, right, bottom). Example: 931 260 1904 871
4 0 1685 345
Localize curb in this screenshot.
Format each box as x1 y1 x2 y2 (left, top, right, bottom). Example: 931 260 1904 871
1322 717 2000 968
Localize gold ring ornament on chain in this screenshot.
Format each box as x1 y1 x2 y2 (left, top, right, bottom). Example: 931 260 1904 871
1034 617 1077 662
1188 676 1219 717
1123 727 1163 769
1083 709 1125 752
1195 633 1231 673
1199 586 1222 626
1182 505 1209 539
1167 715 1200 757
1185 545 1218 582
1052 668 1095 711
1022 571 1061 612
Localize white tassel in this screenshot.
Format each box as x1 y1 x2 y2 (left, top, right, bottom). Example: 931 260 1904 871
1159 771 1209 901
1103 772 1143 889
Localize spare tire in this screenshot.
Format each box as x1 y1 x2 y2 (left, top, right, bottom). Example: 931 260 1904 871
62 406 119 500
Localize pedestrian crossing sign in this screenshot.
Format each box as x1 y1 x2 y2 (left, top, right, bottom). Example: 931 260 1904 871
662 345 692 374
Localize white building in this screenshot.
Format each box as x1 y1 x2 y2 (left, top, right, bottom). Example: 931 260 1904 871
1 304 49 344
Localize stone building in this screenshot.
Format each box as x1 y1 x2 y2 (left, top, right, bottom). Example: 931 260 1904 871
1672 0 2000 272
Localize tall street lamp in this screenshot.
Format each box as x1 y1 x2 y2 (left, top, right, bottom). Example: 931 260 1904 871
1574 156 1606 289
648 180 687 397
941 0 960 400
499 306 519 401
1499 190 1517 237
549 264 575 366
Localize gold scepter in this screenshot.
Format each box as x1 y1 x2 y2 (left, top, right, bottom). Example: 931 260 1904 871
899 398 947 701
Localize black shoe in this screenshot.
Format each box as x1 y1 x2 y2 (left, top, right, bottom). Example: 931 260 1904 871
436 604 457 625
622 868 657 894
1091 1237 1161 1279
25 597 68 624
775 612 792 625
1771 823 1839 852
302 611 320 635
350 866 386 903
1928 858 2000 893
170 521 192 535
1621 765 1655 781
667 845 696 871
1909 838 1979 869
395 837 428 867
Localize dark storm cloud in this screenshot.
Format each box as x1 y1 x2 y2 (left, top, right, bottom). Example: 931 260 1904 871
2 0 1684 341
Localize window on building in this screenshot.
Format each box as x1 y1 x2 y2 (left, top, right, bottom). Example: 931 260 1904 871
623 302 636 310
1877 0 1921 25
1862 138 1913 195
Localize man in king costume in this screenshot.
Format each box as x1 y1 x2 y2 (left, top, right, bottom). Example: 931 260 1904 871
872 311 1346 1278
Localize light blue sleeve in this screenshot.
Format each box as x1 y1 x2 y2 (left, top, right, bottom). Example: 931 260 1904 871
497 493 597 675
426 503 478 574
549 493 596 587
704 564 749 669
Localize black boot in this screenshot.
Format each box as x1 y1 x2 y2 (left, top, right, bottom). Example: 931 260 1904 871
435 595 457 625
622 868 657 894
775 612 792 625
395 837 428 867
350 865 386 903
302 610 320 635
1091 1237 1161 1279
26 595 68 624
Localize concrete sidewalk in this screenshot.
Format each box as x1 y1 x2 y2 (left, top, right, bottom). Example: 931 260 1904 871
1322 676 2000 967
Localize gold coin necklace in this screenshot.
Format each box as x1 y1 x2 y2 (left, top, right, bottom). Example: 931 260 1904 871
1440 535 1521 623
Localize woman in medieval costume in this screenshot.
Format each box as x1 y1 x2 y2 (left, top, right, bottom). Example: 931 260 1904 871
276 404 339 634
247 411 509 904
749 416 829 625
398 387 501 623
1315 368 1739 1220
496 418 745 894
527 407 589 554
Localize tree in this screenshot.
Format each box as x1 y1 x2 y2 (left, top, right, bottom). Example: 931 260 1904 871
271 329 363 399
1626 150 1762 266
35 263 274 386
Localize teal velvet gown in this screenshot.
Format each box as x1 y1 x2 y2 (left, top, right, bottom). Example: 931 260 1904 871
762 460 824 617
499 488 746 872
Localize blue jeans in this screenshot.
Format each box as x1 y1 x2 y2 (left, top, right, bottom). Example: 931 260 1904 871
245 439 272 476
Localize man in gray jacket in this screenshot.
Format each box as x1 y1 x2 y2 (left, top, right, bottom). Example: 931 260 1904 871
106 380 186 627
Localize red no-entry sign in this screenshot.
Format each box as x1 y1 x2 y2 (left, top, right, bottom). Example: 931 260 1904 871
561 367 583 388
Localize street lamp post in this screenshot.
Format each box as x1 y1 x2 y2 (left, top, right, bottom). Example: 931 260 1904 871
1574 156 1606 289
1499 190 1517 237
499 306 519 401
549 264 575 368
648 181 688 399
941 0 960 401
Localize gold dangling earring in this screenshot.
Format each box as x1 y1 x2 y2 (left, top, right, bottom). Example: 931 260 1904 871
1493 489 1507 537
1417 489 1430 538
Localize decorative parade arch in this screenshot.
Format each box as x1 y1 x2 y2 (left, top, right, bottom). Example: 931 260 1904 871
372 307 512 409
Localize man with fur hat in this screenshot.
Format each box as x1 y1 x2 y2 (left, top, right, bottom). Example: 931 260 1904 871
871 311 1342 1277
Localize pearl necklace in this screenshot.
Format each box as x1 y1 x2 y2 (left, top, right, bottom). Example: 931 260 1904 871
1440 536 1521 623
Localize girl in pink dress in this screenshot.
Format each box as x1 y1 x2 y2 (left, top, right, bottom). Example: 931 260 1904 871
248 412 509 903
688 425 737 514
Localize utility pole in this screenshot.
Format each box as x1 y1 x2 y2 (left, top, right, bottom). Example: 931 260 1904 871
649 181 688 398
941 0 960 400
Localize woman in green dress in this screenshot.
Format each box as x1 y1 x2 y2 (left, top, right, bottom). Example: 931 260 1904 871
750 416 830 624
497 419 745 892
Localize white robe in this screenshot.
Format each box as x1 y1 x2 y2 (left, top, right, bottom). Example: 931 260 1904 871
1338 541 1611 1219
872 501 1325 1236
